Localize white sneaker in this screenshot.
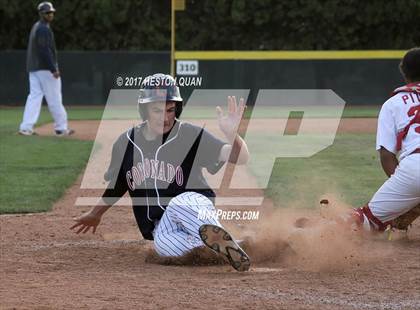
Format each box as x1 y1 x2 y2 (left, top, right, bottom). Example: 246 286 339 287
18 129 37 136
55 129 75 136
199 224 251 271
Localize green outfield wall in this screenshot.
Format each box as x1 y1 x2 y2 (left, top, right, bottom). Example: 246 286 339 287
0 50 405 106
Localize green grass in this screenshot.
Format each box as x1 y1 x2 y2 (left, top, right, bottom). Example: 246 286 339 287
0 135 92 213
0 106 104 129
184 105 380 119
244 105 380 119
265 134 386 209
0 106 98 213
339 106 380 118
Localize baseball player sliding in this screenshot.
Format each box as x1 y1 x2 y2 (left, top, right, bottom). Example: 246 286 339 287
350 47 420 232
71 74 251 271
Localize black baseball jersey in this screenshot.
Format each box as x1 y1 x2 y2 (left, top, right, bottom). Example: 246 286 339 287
102 120 226 240
27 20 58 73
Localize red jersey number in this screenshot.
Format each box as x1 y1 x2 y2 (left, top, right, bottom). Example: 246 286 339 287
407 105 420 134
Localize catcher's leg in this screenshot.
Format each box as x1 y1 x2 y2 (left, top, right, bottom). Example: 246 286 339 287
353 154 420 231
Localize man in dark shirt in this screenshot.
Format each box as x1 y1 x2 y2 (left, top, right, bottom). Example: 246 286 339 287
71 74 251 271
19 2 73 136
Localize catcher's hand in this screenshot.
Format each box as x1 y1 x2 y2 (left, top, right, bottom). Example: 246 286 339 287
70 212 102 234
390 204 420 230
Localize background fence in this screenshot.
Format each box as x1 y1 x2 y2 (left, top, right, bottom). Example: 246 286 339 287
1 50 404 106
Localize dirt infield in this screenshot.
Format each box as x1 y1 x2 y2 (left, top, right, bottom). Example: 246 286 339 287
1 119 420 309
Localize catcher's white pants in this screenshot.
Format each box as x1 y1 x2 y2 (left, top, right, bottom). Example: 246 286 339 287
368 153 420 223
153 192 221 257
20 70 69 132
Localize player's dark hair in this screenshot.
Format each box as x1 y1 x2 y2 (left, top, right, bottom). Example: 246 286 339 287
399 47 420 82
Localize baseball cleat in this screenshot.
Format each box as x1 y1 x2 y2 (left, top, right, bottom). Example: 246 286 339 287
55 129 75 136
18 129 37 136
199 224 251 272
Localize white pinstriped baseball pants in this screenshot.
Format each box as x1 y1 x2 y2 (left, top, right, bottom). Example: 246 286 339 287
153 192 222 257
20 70 69 132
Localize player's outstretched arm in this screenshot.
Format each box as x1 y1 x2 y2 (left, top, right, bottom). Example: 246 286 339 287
217 96 249 165
70 202 112 234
